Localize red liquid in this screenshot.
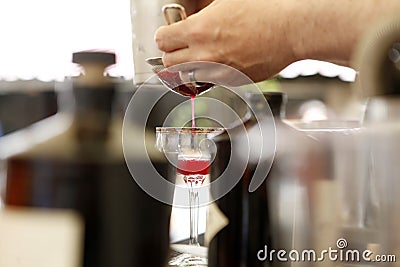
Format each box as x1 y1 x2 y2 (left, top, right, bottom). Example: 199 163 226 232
157 70 213 97
191 95 195 129
157 69 214 129
177 158 210 176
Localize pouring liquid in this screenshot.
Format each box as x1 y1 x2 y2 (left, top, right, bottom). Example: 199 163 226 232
191 95 195 129
157 70 213 97
157 70 211 129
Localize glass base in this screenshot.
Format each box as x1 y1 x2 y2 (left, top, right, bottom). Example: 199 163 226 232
168 244 208 266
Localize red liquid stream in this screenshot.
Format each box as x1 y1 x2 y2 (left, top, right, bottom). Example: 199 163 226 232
157 69 214 130
191 95 195 129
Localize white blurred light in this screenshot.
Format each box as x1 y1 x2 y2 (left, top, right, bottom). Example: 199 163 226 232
299 100 328 122
0 0 134 81
338 70 357 82
279 60 356 82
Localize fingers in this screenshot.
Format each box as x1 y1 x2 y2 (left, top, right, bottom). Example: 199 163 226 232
186 66 250 87
162 48 196 67
161 43 215 67
155 21 189 52
168 62 253 87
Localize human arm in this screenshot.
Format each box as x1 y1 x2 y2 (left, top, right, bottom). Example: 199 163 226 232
155 0 400 82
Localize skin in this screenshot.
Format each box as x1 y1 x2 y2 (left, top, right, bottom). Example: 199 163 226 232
155 0 400 83
179 0 214 15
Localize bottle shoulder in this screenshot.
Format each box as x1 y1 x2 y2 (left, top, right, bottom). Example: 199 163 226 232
0 113 73 160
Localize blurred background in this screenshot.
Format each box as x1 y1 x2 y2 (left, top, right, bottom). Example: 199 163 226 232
7 1 400 267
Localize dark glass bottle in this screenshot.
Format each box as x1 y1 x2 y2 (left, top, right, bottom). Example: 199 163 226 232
358 18 400 259
209 91 321 267
208 92 286 267
4 51 172 267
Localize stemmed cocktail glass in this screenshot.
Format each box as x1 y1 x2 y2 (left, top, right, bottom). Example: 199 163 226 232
156 127 223 266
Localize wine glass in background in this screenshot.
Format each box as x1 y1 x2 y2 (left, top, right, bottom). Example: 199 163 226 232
156 127 223 266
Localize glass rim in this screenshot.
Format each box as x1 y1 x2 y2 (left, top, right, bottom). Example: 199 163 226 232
289 120 361 130
155 126 225 134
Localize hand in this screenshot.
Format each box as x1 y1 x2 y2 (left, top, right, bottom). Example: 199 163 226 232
156 0 400 84
155 0 298 83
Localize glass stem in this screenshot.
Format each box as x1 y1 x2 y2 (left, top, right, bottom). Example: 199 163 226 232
188 185 200 246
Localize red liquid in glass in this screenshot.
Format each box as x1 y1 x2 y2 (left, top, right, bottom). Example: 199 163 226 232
177 159 210 176
177 158 210 186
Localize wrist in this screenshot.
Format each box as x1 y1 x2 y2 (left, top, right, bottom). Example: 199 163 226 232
285 0 320 62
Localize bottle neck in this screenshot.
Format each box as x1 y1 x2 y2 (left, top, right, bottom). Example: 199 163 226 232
271 105 285 119
72 82 115 142
263 92 286 119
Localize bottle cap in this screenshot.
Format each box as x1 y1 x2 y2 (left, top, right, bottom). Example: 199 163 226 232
72 51 116 87
72 51 116 67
